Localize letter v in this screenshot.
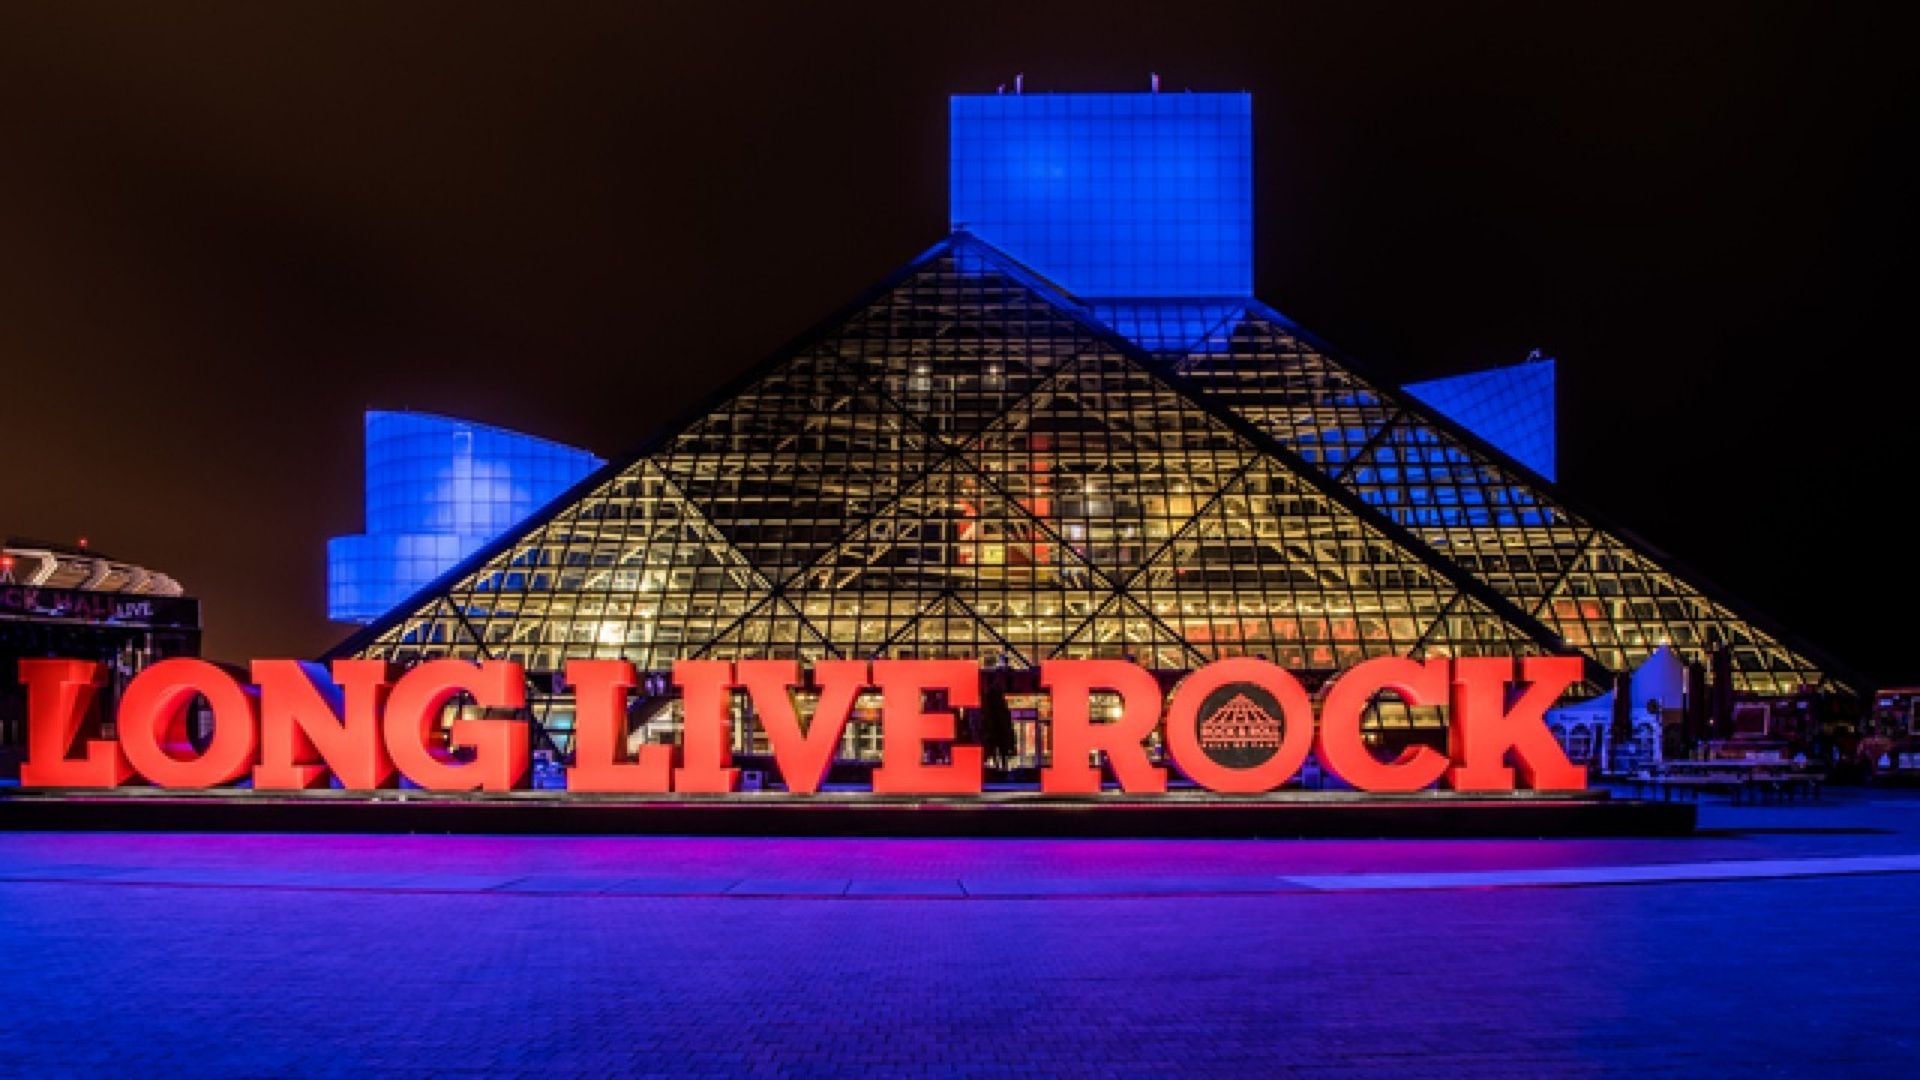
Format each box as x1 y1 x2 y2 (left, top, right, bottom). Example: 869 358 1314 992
737 660 868 795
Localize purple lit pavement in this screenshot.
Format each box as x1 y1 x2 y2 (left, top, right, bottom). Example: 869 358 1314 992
4 790 1919 1076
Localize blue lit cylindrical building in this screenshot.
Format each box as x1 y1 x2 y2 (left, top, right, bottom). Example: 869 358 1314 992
327 411 602 623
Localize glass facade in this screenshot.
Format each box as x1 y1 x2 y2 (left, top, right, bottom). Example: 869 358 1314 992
327 411 603 622
1405 357 1557 481
951 93 1252 298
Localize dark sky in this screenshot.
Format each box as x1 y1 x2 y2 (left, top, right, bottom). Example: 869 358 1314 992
2 3 1911 684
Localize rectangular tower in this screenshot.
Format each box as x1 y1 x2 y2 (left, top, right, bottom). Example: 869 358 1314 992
949 92 1253 298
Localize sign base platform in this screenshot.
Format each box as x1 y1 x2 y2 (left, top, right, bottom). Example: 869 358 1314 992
0 789 1695 838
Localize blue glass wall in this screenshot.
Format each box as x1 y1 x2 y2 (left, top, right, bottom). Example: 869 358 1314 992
950 92 1253 298
1404 358 1557 481
328 411 602 622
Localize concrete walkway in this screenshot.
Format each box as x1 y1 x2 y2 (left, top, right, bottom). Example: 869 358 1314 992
6 849 1920 899
3 789 1917 1077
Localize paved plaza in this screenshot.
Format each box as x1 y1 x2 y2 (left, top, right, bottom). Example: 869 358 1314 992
3 790 1918 1077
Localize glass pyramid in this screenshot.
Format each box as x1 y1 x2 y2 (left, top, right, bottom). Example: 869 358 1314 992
332 236 1600 748
331 232 1842 761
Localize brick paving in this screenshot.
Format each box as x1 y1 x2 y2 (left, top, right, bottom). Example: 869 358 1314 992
2 790 1918 1077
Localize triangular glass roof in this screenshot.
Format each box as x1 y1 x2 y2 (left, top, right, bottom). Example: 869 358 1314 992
1137 300 1838 693
1405 358 1557 481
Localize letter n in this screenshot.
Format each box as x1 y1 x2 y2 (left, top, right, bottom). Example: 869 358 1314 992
252 660 396 790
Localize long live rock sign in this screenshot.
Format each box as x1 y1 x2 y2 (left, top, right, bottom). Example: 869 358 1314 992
17 655 1585 797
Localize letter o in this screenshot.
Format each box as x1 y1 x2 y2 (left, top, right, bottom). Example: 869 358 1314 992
119 658 258 789
1163 658 1314 794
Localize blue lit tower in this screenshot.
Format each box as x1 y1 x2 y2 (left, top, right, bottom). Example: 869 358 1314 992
950 92 1253 298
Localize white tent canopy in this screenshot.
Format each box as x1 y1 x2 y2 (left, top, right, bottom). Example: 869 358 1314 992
1546 645 1687 767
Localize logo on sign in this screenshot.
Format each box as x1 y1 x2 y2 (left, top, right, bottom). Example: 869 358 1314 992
1195 685 1284 770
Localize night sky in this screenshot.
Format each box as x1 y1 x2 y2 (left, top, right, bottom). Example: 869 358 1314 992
2 4 1910 685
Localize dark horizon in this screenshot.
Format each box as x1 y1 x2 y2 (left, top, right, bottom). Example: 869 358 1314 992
2 4 1909 684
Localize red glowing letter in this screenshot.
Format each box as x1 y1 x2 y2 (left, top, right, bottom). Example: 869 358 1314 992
1447 656 1588 792
252 660 396 790
672 660 739 793
18 659 130 788
870 659 982 795
738 659 866 795
117 658 258 789
382 660 528 791
566 660 673 793
1316 657 1451 793
1040 660 1167 794
1162 658 1315 794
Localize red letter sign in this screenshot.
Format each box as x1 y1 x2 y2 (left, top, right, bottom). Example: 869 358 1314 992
1040 660 1167 794
870 660 983 795
1316 657 1451 792
566 660 673 793
18 659 130 788
672 660 739 793
252 660 396 790
382 660 528 791
1448 656 1587 791
118 658 259 789
1163 658 1314 794
739 659 866 795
